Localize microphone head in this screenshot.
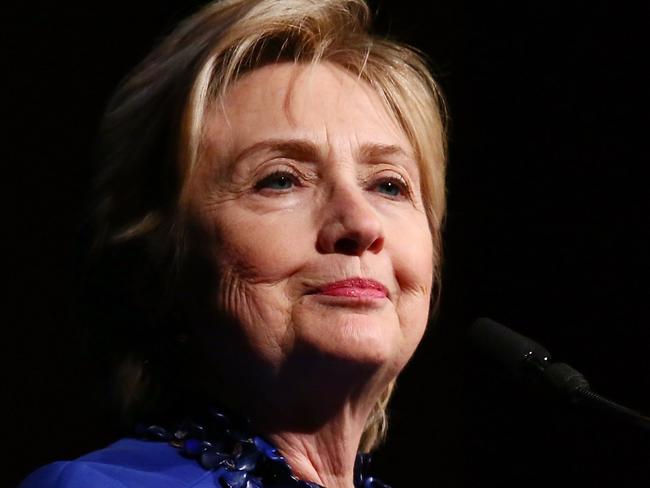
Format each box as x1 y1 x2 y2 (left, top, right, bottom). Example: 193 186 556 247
544 362 591 396
469 317 552 374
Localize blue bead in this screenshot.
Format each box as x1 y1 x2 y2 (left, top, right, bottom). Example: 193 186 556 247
234 449 260 471
253 436 284 461
354 470 363 486
200 449 232 470
134 406 391 488
176 420 207 441
212 467 228 485
220 469 248 488
355 452 372 486
228 428 253 443
183 438 205 457
363 476 390 488
144 425 173 441
245 477 263 488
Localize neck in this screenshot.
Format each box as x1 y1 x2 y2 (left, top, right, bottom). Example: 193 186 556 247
193 335 395 487
262 404 367 488
242 363 388 488
215 362 387 488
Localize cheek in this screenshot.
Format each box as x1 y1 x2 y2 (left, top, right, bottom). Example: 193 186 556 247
389 214 434 295
196 242 296 369
197 207 313 363
209 207 312 281
388 215 434 347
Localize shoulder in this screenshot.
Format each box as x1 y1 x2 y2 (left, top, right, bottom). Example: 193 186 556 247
19 438 214 488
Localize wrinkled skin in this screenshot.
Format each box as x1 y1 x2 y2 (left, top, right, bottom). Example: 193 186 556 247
183 62 434 487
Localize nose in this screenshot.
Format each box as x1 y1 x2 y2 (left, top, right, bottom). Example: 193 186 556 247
316 183 385 256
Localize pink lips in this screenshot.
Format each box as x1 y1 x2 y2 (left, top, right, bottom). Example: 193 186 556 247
316 278 388 299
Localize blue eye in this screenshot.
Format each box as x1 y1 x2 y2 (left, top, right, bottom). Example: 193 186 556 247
255 171 297 191
374 178 406 197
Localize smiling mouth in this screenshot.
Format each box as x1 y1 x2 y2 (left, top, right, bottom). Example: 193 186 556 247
311 278 389 299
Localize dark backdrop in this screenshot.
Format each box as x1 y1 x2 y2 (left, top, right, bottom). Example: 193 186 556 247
5 1 648 487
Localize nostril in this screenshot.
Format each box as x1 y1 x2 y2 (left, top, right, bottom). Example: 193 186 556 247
317 199 385 255
368 236 384 253
334 237 359 255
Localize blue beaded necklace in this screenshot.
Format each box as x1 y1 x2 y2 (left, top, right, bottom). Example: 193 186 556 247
136 406 390 488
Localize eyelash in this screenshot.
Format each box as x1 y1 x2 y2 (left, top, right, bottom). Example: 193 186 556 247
253 169 411 200
253 170 301 192
369 175 410 199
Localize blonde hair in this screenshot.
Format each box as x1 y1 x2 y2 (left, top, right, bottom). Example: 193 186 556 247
91 0 447 453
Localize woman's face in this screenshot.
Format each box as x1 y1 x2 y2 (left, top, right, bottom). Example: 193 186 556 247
186 62 434 386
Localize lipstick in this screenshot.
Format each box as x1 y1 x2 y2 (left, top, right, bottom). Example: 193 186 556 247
316 278 388 299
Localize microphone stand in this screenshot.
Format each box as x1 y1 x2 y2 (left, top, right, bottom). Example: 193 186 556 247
543 361 650 434
471 317 650 435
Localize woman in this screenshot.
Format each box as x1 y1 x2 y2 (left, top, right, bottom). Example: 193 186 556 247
20 0 447 487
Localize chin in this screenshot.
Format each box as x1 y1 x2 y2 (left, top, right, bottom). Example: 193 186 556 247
294 308 405 369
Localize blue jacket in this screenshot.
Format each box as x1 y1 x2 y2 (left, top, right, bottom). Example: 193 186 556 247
19 438 217 488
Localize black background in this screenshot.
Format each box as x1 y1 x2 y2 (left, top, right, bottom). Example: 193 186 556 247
5 1 649 487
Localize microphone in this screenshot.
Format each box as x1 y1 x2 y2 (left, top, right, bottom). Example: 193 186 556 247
468 317 552 379
469 317 650 433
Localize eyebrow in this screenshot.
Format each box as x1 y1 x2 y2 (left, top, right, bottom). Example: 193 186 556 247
357 142 413 163
231 139 321 167
230 138 413 168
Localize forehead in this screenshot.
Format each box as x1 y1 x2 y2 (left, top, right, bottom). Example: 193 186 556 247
202 61 414 160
